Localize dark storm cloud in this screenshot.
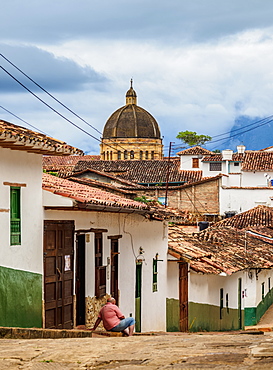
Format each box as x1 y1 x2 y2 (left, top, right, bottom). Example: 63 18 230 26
2 0 273 45
0 45 107 93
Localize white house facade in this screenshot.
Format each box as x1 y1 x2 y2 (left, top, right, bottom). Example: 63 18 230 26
0 119 81 328
42 174 169 332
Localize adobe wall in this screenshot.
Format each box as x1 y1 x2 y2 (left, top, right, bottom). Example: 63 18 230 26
136 178 220 215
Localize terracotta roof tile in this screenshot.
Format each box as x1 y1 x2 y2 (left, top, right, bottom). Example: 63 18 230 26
42 173 149 211
73 159 202 184
241 152 273 171
202 153 244 162
169 223 273 274
213 205 273 229
0 120 83 155
177 146 213 155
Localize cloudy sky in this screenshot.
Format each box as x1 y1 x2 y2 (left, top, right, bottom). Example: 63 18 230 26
1 0 273 155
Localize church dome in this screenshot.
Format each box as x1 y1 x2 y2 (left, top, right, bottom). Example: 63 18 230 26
102 80 161 139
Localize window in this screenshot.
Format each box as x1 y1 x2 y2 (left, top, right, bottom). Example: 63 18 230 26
210 162 222 171
10 187 21 245
130 150 134 159
152 258 158 292
192 158 199 168
145 151 149 160
94 233 106 298
124 150 128 160
117 151 121 160
262 282 265 300
269 277 271 292
151 151 154 160
234 162 239 167
220 288 224 319
139 151 143 160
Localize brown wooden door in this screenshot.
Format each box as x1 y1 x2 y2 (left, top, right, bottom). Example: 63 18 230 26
76 234 85 326
44 220 74 329
110 239 119 303
179 262 188 331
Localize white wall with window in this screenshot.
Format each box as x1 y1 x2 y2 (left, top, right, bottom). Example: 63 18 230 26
0 147 43 273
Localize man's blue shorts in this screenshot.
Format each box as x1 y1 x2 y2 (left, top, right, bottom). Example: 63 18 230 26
110 317 135 332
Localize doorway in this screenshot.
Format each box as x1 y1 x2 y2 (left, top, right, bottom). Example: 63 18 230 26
135 262 142 332
238 278 242 329
76 234 86 326
110 238 119 304
179 262 188 331
44 220 74 329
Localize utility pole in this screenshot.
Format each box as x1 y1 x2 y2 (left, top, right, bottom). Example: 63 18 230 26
164 142 175 208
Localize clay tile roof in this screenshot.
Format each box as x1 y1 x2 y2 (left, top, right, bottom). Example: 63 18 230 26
73 159 202 184
0 119 83 155
241 152 273 171
176 146 213 155
202 153 244 162
213 205 273 229
168 223 273 274
43 155 99 166
42 173 149 211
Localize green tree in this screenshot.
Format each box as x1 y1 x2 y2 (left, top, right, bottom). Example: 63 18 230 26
176 130 212 146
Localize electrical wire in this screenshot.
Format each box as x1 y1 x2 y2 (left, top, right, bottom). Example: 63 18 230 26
0 105 48 135
0 53 135 153
0 65 127 153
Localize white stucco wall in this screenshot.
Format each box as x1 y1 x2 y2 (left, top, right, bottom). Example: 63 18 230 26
220 187 273 215
244 269 273 308
44 203 168 332
167 257 179 299
0 147 43 274
179 155 202 171
188 271 243 309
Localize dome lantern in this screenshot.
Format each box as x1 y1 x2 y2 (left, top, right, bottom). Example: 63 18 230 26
126 79 137 105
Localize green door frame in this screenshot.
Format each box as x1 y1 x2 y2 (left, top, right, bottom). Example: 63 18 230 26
135 262 142 332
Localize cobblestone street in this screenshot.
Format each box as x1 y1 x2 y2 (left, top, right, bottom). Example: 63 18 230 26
1 332 273 369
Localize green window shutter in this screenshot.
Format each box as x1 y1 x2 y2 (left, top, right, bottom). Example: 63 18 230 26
153 258 158 292
10 187 21 245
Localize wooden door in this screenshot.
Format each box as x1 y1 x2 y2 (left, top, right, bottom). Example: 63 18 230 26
135 262 142 332
110 239 119 304
44 220 74 329
179 262 188 332
238 278 242 329
76 234 85 326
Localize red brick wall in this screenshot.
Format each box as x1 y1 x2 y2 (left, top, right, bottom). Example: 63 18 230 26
136 178 220 214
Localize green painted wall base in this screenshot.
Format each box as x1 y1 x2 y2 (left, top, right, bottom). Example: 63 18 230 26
166 298 180 331
166 299 243 332
0 266 42 328
245 289 273 326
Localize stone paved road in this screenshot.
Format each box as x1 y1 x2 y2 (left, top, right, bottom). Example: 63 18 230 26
1 332 273 369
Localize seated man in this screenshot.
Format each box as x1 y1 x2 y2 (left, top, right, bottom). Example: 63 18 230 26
91 297 135 336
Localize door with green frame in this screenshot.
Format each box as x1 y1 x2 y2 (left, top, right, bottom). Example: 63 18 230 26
135 262 142 332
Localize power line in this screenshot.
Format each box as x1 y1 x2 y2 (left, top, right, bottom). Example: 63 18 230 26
0 65 126 153
0 105 48 135
0 53 132 153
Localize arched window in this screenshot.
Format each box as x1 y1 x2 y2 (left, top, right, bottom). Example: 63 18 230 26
145 151 149 159
124 150 128 160
118 151 121 160
130 150 134 159
106 151 109 160
110 151 113 160
139 151 143 160
151 151 154 160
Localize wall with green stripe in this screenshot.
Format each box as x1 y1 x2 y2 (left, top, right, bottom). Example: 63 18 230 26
0 266 42 328
245 288 273 326
166 298 243 332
